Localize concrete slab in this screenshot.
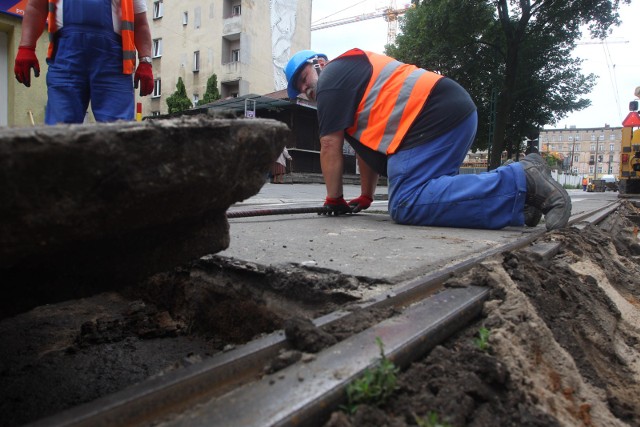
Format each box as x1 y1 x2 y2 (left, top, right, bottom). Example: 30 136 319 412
223 184 614 283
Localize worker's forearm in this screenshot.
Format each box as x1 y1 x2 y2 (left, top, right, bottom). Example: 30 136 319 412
320 132 344 198
19 0 49 47
357 155 378 198
134 12 152 57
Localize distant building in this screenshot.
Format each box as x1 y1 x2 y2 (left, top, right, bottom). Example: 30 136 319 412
539 125 623 179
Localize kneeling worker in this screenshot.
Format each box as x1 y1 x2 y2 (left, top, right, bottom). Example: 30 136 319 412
284 49 571 230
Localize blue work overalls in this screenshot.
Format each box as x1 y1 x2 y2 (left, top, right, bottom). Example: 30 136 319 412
387 111 528 229
45 0 135 124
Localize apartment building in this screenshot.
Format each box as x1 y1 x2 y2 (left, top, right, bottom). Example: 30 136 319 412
142 0 312 116
539 125 623 179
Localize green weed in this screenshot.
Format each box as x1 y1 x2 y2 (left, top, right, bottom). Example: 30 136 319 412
414 411 452 427
343 337 399 413
474 327 491 351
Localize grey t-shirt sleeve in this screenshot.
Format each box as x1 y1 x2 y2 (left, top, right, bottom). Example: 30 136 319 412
316 55 372 137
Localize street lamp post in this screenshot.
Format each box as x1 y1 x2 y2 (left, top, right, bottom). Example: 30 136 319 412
570 134 577 173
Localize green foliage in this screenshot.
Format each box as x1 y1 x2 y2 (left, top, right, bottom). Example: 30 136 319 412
166 77 193 114
389 0 626 168
474 327 491 351
343 337 399 413
414 411 452 427
198 74 221 106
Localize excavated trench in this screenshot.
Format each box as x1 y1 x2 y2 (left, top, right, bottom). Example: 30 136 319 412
1 201 640 427
0 254 391 426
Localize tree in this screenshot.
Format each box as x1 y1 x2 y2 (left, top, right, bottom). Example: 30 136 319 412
388 0 628 169
166 77 193 114
197 74 221 106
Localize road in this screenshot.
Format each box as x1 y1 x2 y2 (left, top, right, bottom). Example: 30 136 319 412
221 183 618 282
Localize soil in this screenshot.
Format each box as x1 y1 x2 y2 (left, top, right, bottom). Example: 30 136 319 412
1 201 639 427
325 200 640 427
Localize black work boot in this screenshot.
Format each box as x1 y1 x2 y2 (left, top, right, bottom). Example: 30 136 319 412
503 158 542 227
524 204 543 227
520 153 572 230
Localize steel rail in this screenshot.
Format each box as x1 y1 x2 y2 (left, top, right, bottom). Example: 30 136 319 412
226 206 331 218
30 202 619 427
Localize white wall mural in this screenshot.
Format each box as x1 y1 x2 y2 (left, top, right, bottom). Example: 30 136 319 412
270 0 297 91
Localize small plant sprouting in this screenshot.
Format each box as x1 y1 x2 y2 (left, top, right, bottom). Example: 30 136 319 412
343 337 399 414
474 326 491 351
414 411 452 427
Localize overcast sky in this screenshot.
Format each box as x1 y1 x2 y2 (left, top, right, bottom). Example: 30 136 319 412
310 0 640 130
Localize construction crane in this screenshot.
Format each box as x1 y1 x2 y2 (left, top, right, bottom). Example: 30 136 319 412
576 40 629 45
311 1 414 45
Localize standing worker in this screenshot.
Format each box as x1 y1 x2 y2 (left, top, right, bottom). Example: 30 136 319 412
14 0 154 124
285 49 571 230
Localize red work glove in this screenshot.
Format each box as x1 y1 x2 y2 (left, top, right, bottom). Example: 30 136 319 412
348 195 373 213
14 46 40 87
319 196 353 216
134 62 153 96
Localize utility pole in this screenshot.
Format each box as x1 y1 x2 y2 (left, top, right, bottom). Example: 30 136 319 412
594 139 599 180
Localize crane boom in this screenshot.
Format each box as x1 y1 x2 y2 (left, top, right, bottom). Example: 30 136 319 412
576 40 629 45
311 3 414 44
311 10 387 31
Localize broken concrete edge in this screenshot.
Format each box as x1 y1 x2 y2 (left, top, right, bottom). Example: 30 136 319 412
1 115 290 317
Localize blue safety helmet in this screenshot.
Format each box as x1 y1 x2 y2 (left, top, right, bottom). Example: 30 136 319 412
285 50 328 99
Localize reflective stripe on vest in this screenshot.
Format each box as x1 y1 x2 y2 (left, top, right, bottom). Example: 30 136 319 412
46 0 57 59
340 49 443 154
46 0 136 75
121 0 136 74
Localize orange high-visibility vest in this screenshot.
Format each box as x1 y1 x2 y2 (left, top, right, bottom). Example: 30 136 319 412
337 48 443 155
46 0 136 75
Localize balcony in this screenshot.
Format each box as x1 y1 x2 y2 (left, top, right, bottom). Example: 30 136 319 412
220 61 246 83
222 15 241 40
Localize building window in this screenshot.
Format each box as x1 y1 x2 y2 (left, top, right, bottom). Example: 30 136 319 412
232 4 241 16
610 143 615 152
599 144 604 152
591 134 596 141
152 38 163 57
598 134 604 141
153 0 163 19
152 79 161 98
575 134 580 141
574 155 579 163
610 133 615 140
183 11 188 25
231 49 240 62
193 51 200 72
590 144 595 152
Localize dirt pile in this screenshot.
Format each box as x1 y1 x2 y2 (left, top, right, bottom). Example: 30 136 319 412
327 200 640 426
